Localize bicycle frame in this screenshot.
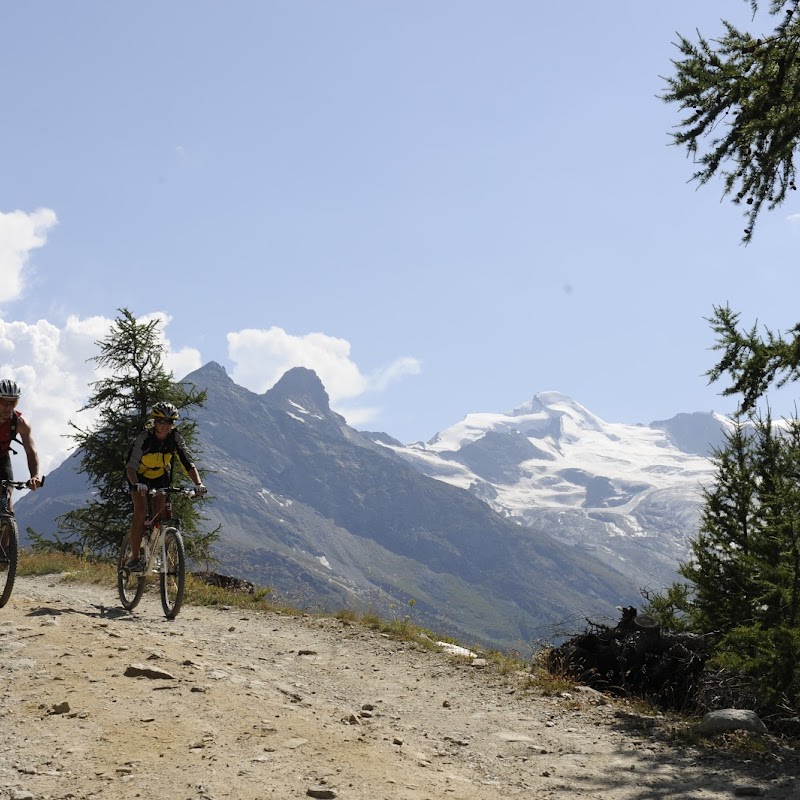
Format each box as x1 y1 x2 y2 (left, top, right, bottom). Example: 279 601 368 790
140 489 178 574
1 476 45 609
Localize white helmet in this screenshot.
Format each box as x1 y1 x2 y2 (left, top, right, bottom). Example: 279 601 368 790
0 379 21 399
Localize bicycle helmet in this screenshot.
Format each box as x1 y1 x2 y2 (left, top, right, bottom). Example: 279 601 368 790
0 379 21 399
150 401 179 422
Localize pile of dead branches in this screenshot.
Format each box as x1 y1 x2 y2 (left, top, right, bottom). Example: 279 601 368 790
547 607 708 711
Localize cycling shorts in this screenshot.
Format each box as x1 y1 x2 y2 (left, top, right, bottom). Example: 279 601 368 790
128 473 171 491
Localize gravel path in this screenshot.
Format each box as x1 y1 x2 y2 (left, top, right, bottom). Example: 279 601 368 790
0 573 797 800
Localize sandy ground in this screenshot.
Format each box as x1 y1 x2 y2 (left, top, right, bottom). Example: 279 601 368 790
0 573 798 800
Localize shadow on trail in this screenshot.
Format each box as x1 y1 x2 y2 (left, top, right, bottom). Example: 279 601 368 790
558 715 798 799
26 603 130 620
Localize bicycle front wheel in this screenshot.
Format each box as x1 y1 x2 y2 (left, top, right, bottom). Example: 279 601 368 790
160 527 186 619
0 515 19 608
117 533 146 611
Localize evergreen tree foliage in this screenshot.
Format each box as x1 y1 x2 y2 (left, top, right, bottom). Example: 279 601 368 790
58 308 218 559
649 411 800 709
679 416 759 635
661 1 800 242
640 582 694 632
705 303 800 413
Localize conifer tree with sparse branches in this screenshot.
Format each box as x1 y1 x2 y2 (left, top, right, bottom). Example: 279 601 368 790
662 0 800 242
705 304 800 414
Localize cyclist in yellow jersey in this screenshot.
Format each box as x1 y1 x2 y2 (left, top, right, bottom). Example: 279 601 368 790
124 402 206 573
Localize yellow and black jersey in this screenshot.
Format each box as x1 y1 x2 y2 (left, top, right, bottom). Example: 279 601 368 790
126 429 195 481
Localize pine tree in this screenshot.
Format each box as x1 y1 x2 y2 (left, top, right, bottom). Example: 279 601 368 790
647 301 800 709
679 417 759 636
660 412 800 709
661 1 800 242
56 308 218 559
714 414 798 707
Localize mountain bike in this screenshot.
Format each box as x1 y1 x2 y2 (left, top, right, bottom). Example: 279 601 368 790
1 477 45 608
117 486 196 619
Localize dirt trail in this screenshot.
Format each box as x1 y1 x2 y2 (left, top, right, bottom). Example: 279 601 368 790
0 574 797 800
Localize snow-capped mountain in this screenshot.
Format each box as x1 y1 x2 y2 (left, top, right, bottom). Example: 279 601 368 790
373 392 731 591
18 366 730 650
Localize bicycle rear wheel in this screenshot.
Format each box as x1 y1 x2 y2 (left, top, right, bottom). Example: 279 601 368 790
0 515 19 608
160 527 185 619
117 533 146 611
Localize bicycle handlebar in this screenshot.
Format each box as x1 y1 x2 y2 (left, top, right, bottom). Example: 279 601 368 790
148 485 199 497
0 476 46 490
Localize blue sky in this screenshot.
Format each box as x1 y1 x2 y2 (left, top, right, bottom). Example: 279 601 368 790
2 1 800 476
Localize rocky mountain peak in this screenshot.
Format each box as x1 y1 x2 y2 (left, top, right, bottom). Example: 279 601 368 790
264 366 332 417
183 360 233 388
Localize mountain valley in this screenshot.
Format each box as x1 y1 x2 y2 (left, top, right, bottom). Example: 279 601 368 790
16 363 727 652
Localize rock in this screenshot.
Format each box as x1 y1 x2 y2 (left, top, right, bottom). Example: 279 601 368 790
436 642 477 658
282 738 308 749
276 684 303 702
697 709 767 736
124 663 177 680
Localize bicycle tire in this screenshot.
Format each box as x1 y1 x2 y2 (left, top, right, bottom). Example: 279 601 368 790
160 527 185 619
117 533 146 611
0 515 19 608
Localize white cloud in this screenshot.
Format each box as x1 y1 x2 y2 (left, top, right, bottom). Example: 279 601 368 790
137 311 202 379
0 312 202 479
1 312 418 477
0 209 58 302
0 317 105 476
336 405 381 429
369 357 422 391
226 326 421 426
227 327 365 399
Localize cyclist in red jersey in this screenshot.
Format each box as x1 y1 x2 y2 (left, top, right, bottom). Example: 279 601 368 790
0 379 42 513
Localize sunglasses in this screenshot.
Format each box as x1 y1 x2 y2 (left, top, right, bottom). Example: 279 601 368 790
154 418 175 426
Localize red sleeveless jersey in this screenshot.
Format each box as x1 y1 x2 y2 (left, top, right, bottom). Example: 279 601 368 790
0 411 22 456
